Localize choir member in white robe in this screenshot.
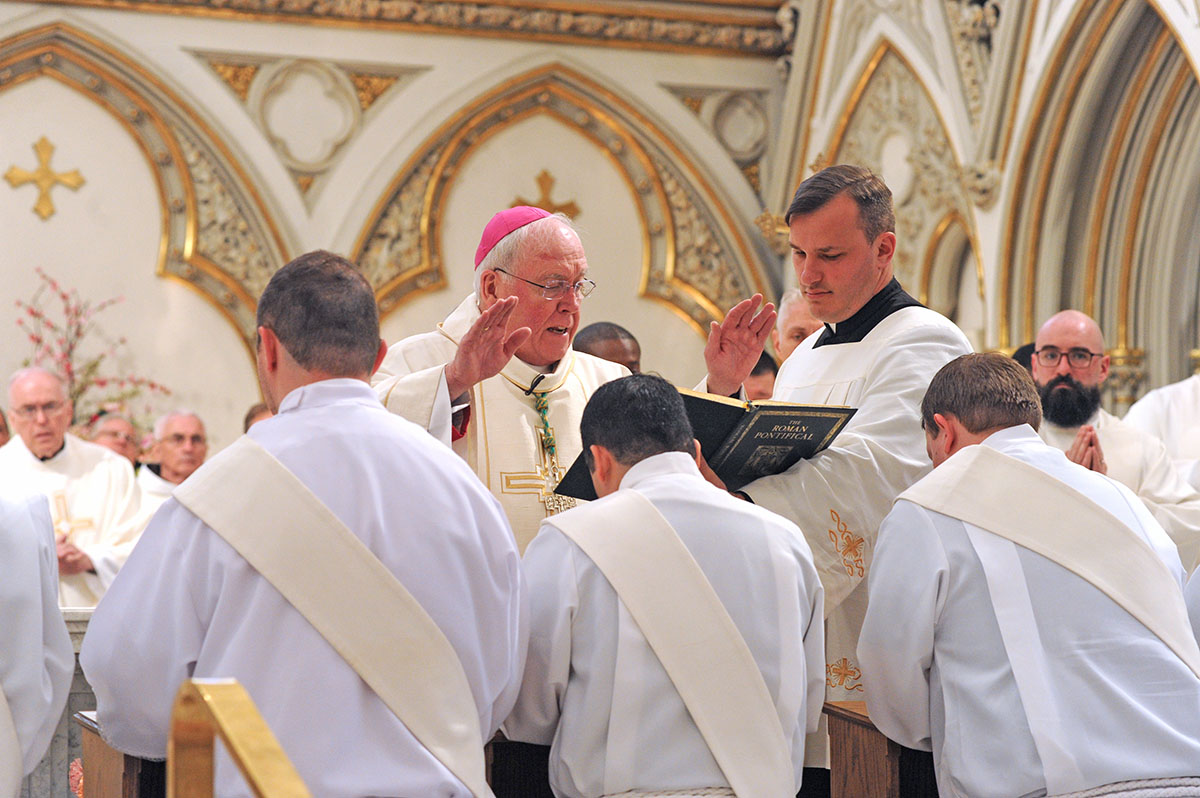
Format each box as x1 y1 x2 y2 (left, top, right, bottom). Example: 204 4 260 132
82 251 526 798
0 368 148 607
0 493 73 796
860 354 1200 798
135 411 208 512
505 375 824 798
88 413 140 468
1125 374 1200 491
1032 310 1200 571
713 166 971 787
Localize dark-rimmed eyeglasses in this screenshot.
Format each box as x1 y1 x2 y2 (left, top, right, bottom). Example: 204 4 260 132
1034 347 1104 369
495 268 595 301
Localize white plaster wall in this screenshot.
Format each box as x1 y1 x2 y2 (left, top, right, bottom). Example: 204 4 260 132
0 75 259 450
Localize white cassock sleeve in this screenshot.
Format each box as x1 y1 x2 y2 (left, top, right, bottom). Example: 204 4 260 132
857 499 948 752
0 495 73 773
745 323 969 614
374 362 455 447
81 500 210 758
1124 436 1200 573
502 526 578 745
1187 572 1200 646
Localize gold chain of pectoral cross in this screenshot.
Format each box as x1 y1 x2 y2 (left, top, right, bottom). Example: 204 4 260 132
52 491 94 541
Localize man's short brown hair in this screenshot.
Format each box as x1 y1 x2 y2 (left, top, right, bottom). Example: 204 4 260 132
785 164 894 243
921 353 1042 435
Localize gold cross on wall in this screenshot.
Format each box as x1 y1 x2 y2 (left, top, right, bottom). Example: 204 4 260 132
51 491 94 541
5 137 86 220
512 170 580 218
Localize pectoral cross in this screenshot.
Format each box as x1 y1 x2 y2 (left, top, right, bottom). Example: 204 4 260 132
52 491 94 541
512 170 580 218
501 455 577 516
5 137 86 220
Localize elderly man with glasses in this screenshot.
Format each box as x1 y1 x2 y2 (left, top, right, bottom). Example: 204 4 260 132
0 367 149 606
1033 310 1200 571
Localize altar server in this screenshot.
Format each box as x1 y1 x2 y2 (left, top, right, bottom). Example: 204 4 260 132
1033 310 1200 571
717 165 971 790
0 494 73 798
860 353 1200 798
83 251 526 798
505 374 823 798
1125 373 1200 491
0 368 148 606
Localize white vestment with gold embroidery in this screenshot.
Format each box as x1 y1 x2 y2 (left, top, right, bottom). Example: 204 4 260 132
373 294 628 552
135 465 175 514
741 305 971 765
1041 408 1200 572
859 426 1200 798
0 434 149 607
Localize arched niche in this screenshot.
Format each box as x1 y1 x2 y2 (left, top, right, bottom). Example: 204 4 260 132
824 40 984 339
352 64 773 344
0 22 289 354
1002 0 1200 406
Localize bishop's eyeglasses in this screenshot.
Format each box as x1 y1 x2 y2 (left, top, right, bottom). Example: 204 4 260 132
1033 347 1104 368
494 268 596 301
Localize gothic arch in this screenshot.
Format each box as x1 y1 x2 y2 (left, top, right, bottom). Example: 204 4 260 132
0 22 289 355
352 63 771 334
1002 0 1200 404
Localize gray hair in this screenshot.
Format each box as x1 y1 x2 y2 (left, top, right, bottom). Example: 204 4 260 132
153 409 203 441
474 212 579 299
8 366 65 395
776 287 806 332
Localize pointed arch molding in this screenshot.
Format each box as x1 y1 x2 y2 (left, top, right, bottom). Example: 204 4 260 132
352 65 768 334
826 41 982 319
0 23 288 355
1003 0 1200 394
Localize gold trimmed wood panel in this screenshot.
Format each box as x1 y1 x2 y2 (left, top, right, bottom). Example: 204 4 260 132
352 64 770 334
0 23 289 357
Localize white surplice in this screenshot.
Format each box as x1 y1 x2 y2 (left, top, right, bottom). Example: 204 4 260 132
80 380 527 798
134 465 174 514
0 434 148 607
740 305 971 762
372 294 628 552
1125 374 1200 491
504 452 824 798
859 425 1200 798
1188 570 1200 645
0 494 73 783
1040 408 1200 572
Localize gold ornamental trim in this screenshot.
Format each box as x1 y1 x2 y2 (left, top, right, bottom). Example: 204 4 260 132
919 210 983 308
29 0 786 58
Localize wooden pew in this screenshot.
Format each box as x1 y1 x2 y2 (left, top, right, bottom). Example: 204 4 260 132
823 700 938 797
76 711 165 798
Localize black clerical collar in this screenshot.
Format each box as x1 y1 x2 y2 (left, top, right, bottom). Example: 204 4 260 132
812 278 923 348
38 441 66 462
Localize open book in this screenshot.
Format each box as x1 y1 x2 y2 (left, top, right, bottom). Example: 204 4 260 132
555 386 856 501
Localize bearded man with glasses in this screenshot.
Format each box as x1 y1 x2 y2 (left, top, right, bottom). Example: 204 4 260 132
1033 310 1200 571
0 367 149 606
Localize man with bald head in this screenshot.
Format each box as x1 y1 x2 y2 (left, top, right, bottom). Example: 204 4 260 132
1033 309 1200 570
0 368 148 606
771 287 823 364
137 411 208 511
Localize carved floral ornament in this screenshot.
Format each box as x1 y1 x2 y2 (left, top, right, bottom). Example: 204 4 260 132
352 66 767 333
0 24 287 355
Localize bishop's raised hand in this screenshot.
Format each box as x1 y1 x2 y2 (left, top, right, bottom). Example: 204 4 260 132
445 296 532 399
703 293 776 397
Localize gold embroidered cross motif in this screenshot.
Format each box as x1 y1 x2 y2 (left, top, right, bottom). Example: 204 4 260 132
501 438 577 517
512 170 580 218
826 657 864 692
828 508 865 577
52 491 94 541
5 137 86 220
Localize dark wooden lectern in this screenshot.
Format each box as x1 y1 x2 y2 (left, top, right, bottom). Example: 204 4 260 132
823 701 938 797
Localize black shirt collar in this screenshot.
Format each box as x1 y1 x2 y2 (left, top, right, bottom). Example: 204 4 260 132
812 278 923 348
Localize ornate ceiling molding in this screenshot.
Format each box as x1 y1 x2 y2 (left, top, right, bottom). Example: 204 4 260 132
0 23 289 356
352 64 769 333
35 0 786 58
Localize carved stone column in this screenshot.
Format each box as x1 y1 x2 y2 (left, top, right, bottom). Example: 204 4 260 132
1105 347 1146 414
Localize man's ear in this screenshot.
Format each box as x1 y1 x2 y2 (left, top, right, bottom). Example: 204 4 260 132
589 444 612 483
257 326 281 373
371 339 388 377
875 231 897 264
692 438 703 465
478 269 501 308
933 412 958 454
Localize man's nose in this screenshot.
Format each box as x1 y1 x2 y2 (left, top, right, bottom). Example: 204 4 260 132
1055 356 1074 376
